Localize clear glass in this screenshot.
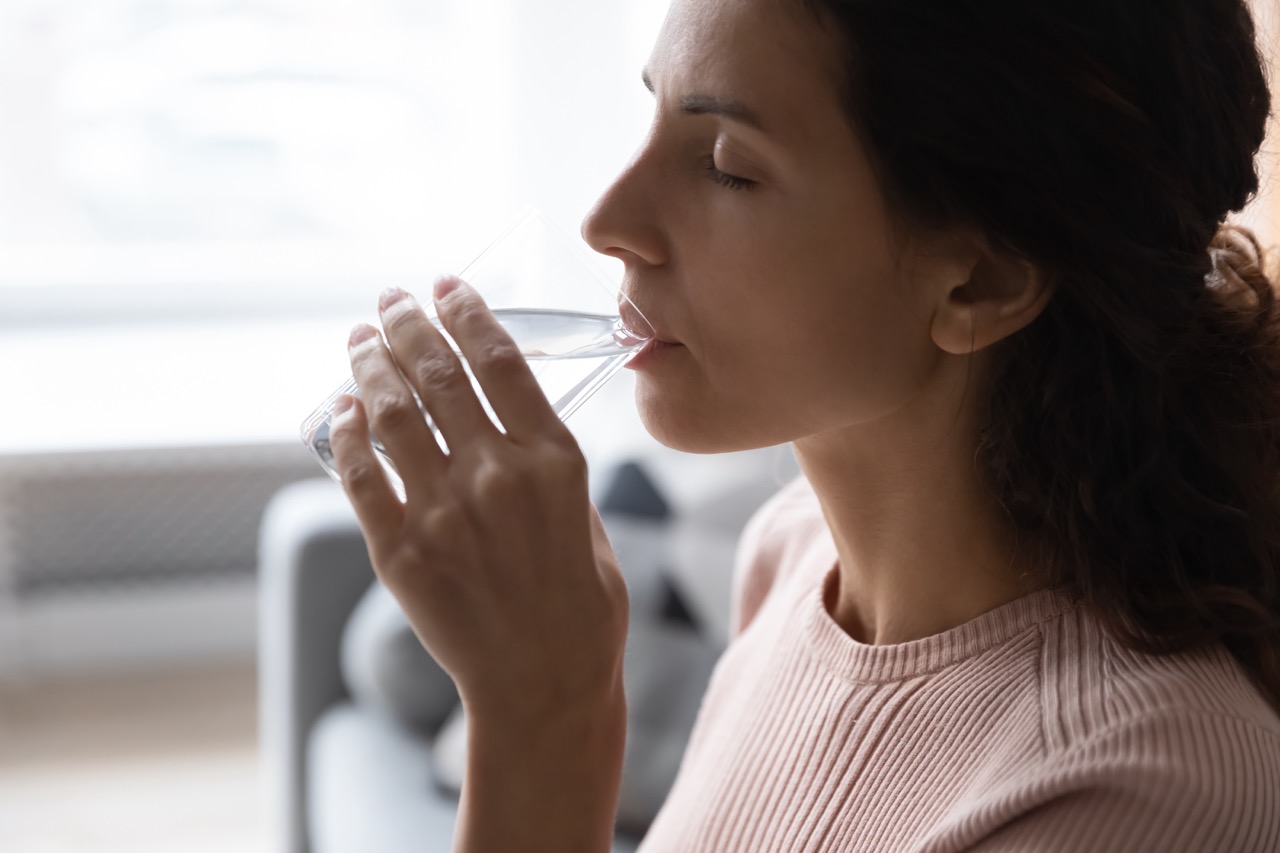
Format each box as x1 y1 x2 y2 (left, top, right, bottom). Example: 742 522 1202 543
299 207 654 501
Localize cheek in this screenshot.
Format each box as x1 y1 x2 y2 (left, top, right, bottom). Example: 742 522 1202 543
634 219 939 448
714 271 939 421
812 289 940 417
632 309 939 454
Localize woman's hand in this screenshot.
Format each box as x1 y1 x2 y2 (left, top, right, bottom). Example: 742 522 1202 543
327 276 630 724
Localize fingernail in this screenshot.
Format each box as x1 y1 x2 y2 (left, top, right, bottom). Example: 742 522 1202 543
332 394 354 417
379 287 409 312
433 275 461 301
349 324 377 348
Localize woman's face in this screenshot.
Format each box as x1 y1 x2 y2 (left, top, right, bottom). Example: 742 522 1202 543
582 0 963 453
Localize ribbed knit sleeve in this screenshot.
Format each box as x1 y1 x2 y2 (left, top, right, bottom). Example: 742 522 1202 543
957 710 1280 852
638 477 1280 853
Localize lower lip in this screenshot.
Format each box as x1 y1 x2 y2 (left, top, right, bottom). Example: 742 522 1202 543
626 339 682 370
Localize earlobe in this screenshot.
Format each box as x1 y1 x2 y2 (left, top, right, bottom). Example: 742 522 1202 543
931 254 1053 355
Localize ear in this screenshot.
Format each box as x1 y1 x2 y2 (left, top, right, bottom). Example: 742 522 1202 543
930 248 1053 355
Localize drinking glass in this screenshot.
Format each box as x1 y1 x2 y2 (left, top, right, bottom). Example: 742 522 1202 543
299 207 655 501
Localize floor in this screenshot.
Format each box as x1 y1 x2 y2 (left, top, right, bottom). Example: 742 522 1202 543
0 662 268 853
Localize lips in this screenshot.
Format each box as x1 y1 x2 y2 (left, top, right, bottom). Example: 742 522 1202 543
624 336 682 370
619 296 677 344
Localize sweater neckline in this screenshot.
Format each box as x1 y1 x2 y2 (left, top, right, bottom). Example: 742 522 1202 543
800 557 1078 684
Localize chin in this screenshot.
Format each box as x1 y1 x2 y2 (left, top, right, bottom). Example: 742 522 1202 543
635 387 778 455
635 389 717 453
643 423 730 455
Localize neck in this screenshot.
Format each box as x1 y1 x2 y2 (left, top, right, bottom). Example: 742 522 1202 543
793 360 1037 646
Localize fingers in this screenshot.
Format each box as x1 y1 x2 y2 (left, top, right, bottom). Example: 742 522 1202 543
347 322 449 500
327 394 405 546
377 287 504 446
430 276 568 442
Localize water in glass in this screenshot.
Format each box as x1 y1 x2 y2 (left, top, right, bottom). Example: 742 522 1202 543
300 307 643 501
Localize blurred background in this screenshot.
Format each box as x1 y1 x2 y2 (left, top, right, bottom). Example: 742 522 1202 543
0 1 1276 851
0 1 669 850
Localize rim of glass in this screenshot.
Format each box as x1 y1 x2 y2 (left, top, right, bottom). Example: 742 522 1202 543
455 205 655 343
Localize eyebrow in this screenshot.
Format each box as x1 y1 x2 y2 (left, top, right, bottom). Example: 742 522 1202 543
642 69 768 133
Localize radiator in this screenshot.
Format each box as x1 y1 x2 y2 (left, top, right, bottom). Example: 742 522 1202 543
0 443 322 681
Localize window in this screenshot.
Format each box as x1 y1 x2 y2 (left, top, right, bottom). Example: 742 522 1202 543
0 0 664 453
0 0 665 325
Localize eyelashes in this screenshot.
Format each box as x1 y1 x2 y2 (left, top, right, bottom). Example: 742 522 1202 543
702 154 757 191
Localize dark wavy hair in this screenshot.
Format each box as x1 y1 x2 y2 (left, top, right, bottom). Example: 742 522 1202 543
802 0 1280 710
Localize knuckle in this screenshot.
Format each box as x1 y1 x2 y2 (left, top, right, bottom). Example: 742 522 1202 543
465 445 587 506
542 437 587 478
421 501 466 536
343 461 384 494
448 300 486 328
378 548 423 588
411 351 466 396
473 459 522 502
369 394 421 434
474 340 525 374
390 506 468 579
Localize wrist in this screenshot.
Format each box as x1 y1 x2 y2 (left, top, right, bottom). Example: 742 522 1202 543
464 671 624 725
463 678 628 784
455 684 628 853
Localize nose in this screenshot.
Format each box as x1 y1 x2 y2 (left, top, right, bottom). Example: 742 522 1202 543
580 143 667 268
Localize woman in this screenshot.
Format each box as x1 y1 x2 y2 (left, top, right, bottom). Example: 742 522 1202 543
328 0 1280 849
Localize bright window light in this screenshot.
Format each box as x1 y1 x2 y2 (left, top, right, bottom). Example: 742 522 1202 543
0 0 668 454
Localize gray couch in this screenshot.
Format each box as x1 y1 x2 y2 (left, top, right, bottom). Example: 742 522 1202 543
258 446 799 853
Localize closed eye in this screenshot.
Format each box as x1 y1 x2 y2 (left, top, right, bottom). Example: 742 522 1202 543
703 155 757 191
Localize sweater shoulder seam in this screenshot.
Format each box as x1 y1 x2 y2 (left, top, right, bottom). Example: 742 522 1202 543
1053 704 1280 759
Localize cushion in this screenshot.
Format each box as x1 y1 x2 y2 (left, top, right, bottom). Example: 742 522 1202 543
599 459 672 520
340 580 459 737
307 701 456 853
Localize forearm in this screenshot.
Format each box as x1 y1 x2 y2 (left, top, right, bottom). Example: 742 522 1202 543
453 685 628 853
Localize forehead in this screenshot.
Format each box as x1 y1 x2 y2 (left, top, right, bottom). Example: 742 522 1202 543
647 0 847 142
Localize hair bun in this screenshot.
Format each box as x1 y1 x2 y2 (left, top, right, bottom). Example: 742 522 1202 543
1207 223 1274 312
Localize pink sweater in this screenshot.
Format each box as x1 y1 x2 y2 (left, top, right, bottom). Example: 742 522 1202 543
637 477 1280 852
